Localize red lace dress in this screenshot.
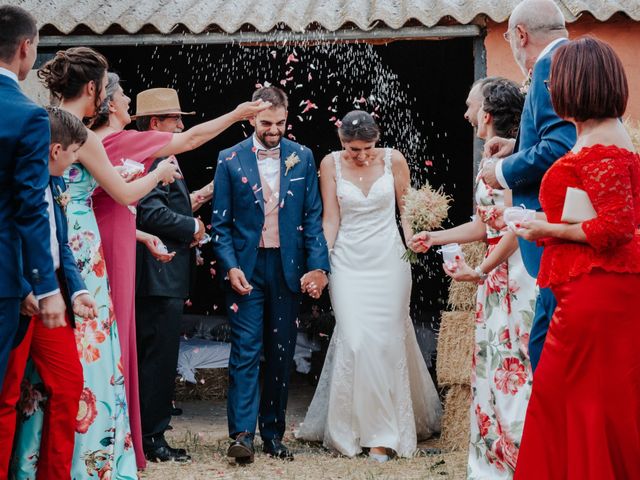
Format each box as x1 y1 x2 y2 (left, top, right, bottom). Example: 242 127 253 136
515 145 640 480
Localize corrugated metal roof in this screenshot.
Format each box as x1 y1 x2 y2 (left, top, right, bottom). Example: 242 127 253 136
15 0 640 35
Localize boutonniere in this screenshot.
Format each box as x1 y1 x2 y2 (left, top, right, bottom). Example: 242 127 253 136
285 153 301 176
54 184 70 212
520 69 533 95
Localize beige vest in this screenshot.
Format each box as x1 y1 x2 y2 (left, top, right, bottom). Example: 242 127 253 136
259 171 280 248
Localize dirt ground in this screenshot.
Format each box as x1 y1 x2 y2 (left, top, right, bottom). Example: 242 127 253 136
141 380 467 480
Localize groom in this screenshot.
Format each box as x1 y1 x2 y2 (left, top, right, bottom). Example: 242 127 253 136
212 86 330 463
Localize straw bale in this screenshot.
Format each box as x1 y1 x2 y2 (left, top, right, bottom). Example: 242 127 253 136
440 385 472 452
447 242 486 311
436 311 475 386
175 368 228 401
461 241 487 269
624 118 640 152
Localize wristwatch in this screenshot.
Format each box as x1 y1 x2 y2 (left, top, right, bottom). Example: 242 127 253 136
474 266 488 282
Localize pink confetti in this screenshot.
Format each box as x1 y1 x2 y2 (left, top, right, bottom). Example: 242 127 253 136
301 100 318 114
287 133 296 141
308 73 312 81
255 83 262 89
241 176 248 183
356 96 367 104
425 160 433 166
251 146 257 153
286 67 294 76
334 120 343 128
329 116 336 122
286 53 299 64
184 299 192 307
280 200 285 208
230 303 238 313
210 268 216 276
287 124 293 131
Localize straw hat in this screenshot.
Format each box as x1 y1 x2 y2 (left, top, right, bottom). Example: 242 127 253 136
131 88 195 119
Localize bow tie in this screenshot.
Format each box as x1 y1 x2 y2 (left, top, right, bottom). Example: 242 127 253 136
257 148 280 161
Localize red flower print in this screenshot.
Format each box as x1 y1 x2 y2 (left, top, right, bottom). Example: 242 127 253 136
498 328 512 349
493 432 519 472
92 249 106 278
486 263 509 296
519 332 530 360
494 357 527 395
475 302 484 325
76 387 98 434
75 319 107 363
124 432 133 451
475 404 491 437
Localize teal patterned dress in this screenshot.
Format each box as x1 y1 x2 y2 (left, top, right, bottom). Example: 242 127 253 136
13 163 137 479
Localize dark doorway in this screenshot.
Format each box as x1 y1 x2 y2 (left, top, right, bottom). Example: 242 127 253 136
61 37 476 335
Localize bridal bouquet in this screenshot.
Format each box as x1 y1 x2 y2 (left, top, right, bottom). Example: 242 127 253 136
402 182 451 263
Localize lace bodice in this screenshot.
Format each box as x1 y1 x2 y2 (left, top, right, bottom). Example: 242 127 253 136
64 162 97 207
333 148 399 244
538 144 640 287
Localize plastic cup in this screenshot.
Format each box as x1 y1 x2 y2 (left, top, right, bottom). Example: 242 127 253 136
503 206 536 231
157 242 168 254
438 243 464 269
121 158 145 176
198 233 212 246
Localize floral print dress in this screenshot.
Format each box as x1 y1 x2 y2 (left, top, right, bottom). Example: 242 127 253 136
467 168 537 479
12 163 137 479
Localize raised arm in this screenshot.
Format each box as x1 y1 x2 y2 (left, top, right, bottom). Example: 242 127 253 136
79 130 179 206
153 100 271 158
391 149 414 245
319 155 340 250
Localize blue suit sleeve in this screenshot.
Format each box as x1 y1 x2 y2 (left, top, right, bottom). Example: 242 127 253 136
301 151 330 273
13 106 57 295
501 56 576 190
211 153 239 275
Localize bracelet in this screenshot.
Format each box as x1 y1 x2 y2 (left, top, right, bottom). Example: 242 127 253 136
474 265 488 282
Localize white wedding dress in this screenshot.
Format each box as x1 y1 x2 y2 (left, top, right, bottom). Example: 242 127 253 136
297 149 442 457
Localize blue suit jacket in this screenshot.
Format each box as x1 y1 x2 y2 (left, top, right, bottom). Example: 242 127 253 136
17 177 86 334
501 40 576 276
0 74 57 298
212 137 330 293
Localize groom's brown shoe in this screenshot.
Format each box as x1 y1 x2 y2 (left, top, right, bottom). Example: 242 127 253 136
228 432 255 463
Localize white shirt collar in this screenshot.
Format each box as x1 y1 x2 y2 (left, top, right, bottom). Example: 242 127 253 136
535 37 567 65
0 67 19 84
252 134 280 151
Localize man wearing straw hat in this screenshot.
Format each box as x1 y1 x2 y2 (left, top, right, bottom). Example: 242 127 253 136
134 87 208 462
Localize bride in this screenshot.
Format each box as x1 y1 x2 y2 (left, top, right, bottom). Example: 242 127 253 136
297 110 442 461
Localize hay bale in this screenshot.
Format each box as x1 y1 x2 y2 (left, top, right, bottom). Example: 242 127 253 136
447 242 486 311
174 368 229 401
436 311 475 386
440 385 472 452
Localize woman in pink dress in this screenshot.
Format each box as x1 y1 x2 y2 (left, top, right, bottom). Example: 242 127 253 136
91 73 270 465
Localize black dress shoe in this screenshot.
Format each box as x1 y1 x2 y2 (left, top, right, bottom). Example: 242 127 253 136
227 432 254 463
262 439 294 461
145 445 191 462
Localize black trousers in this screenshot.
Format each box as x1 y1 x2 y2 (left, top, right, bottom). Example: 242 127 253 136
135 296 184 449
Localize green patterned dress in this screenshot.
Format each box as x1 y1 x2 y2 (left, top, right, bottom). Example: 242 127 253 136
13 162 137 479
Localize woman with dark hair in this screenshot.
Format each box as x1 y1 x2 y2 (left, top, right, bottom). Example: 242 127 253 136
298 110 442 461
513 37 640 480
14 47 179 479
89 73 269 464
412 77 536 478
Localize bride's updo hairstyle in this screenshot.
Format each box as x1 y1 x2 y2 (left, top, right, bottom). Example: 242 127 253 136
38 46 108 116
480 78 524 139
338 110 380 143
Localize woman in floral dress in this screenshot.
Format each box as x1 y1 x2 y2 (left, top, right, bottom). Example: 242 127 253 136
411 78 536 478
12 48 178 479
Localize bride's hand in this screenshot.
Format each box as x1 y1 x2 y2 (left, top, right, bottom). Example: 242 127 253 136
409 231 433 253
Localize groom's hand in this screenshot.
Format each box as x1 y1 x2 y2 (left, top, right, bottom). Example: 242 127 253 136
301 270 328 299
229 268 253 295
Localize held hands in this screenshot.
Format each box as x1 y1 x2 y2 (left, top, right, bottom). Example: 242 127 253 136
155 157 182 186
232 99 273 121
228 268 253 295
300 270 328 300
408 231 434 253
72 293 98 320
514 218 553 242
443 258 482 283
38 293 67 328
190 182 214 212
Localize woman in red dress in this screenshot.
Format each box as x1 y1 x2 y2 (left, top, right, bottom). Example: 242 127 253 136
513 37 640 479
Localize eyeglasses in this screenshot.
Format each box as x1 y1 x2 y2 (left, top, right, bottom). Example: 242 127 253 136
504 24 565 42
158 114 182 121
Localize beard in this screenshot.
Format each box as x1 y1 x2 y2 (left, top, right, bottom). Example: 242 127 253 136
257 131 282 148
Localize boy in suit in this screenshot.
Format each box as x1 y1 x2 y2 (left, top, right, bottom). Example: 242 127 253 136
0 107 97 479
